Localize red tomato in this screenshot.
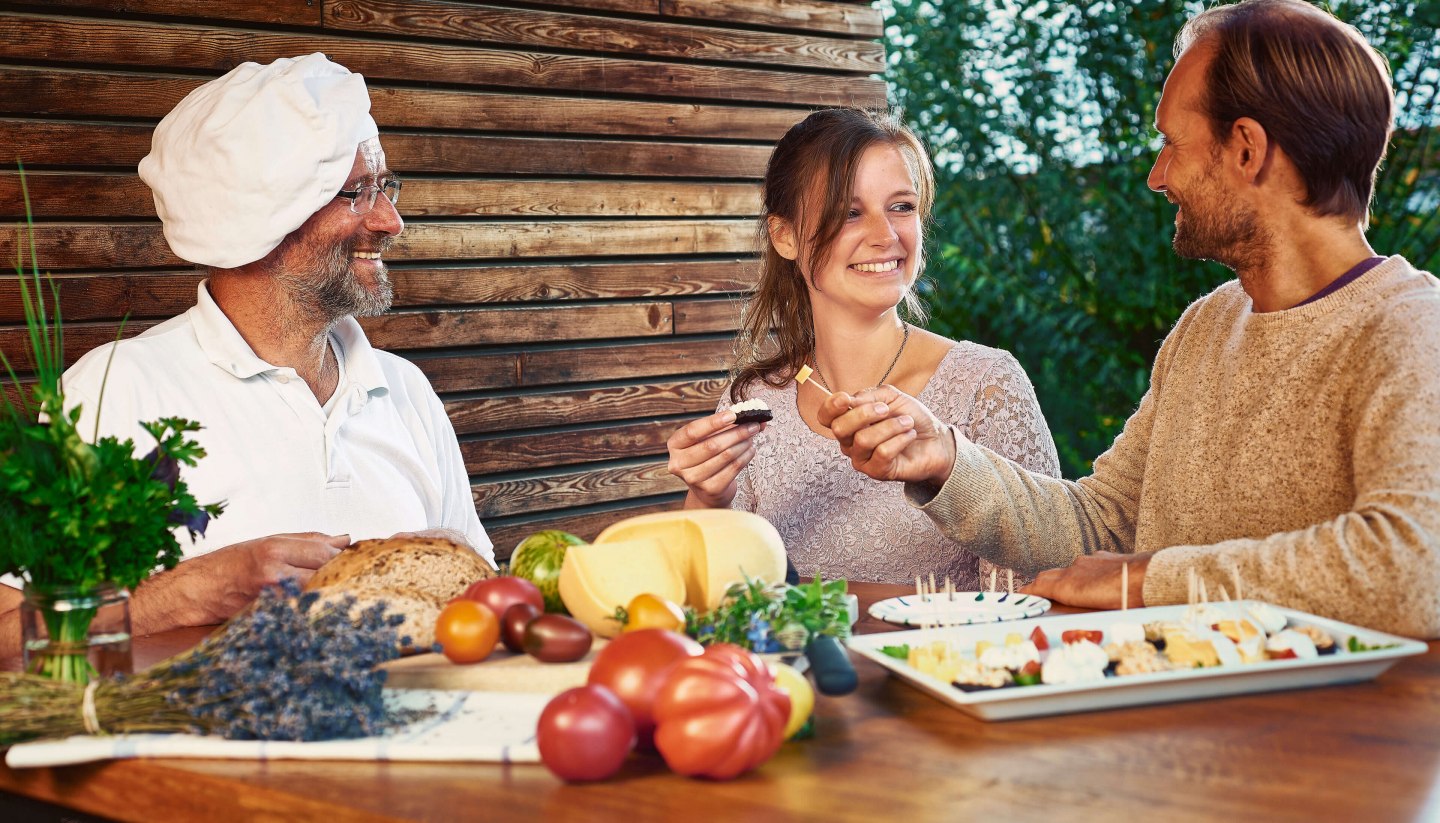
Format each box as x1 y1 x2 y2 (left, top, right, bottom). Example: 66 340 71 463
1029 626 1049 651
652 643 790 780
587 629 702 748
434 600 499 664
1061 629 1104 646
537 684 636 782
459 576 544 622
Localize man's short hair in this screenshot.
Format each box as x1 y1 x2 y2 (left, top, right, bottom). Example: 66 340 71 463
1177 0 1394 224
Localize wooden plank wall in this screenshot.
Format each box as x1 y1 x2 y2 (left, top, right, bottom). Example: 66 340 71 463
0 0 888 560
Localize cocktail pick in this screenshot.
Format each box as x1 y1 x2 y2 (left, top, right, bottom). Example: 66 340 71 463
989 568 997 594
916 575 925 603
1187 567 1197 623
945 577 954 602
1007 569 1014 596
795 364 833 397
930 573 937 603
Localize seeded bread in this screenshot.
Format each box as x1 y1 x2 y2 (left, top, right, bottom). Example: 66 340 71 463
304 536 495 603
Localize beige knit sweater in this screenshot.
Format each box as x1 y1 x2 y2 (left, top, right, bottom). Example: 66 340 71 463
909 256 1440 638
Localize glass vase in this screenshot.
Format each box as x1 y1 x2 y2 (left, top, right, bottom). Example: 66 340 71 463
21 583 133 684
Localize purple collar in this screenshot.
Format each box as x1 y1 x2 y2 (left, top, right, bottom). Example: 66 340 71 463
1295 256 1386 307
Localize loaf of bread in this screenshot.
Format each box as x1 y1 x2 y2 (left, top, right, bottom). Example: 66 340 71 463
312 585 445 653
305 536 495 601
304 536 495 653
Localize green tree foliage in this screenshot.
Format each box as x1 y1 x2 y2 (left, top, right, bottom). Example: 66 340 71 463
884 0 1440 476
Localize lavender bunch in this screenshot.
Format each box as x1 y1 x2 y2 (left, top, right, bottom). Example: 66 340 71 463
0 580 417 747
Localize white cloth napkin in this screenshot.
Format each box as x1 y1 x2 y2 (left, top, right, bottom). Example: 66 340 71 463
5 689 543 768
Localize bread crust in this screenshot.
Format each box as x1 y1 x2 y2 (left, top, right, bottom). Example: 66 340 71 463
304 536 495 604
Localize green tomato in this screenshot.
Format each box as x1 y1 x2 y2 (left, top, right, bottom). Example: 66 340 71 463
510 530 584 614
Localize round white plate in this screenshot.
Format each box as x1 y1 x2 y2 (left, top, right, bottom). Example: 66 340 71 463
868 591 1051 627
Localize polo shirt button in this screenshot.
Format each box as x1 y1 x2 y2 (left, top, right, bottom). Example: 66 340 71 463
275 374 290 384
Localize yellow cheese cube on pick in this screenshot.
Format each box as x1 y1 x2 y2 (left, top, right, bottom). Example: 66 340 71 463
593 509 787 612
557 538 686 638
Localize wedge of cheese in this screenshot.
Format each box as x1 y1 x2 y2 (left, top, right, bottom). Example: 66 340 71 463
593 509 787 612
558 537 686 638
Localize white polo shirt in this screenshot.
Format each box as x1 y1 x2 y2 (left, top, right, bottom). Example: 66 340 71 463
57 282 493 566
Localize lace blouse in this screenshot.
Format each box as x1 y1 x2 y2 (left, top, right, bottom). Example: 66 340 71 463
728 343 1061 588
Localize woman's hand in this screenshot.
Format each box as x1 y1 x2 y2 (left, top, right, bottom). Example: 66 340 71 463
666 410 764 509
818 385 956 487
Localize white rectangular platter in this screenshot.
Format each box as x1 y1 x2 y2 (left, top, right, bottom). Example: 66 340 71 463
846 603 1426 722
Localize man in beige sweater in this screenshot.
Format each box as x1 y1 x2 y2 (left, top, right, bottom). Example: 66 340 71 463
819 0 1440 638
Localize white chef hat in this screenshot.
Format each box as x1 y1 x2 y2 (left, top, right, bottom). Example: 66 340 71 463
138 53 380 269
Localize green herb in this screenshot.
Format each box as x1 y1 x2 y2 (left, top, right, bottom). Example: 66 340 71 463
0 171 223 682
879 644 910 661
689 575 850 653
1347 636 1400 653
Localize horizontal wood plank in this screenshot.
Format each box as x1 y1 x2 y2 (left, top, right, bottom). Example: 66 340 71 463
324 1 884 73
484 497 682 561
472 459 681 517
391 220 755 260
444 376 725 435
0 319 160 372
0 67 807 141
381 134 771 178
0 260 758 323
0 302 675 369
390 260 756 305
14 0 322 25
1 123 773 179
660 0 884 38
362 302 673 348
0 172 759 219
461 418 674 473
3 220 755 269
0 273 204 323
369 86 806 140
0 14 889 106
414 337 733 391
673 297 743 333
400 179 760 218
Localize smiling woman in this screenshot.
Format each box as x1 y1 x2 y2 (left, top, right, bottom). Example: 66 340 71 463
664 108 1063 589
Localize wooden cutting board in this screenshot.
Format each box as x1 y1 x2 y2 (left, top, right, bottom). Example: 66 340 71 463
381 640 608 694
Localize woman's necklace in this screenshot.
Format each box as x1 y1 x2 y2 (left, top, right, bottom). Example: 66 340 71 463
810 323 910 392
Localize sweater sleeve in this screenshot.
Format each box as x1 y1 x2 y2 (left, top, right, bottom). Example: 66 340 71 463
905 306 1204 577
1144 294 1440 639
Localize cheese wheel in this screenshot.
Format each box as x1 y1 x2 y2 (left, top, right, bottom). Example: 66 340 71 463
593 509 787 612
558 537 687 638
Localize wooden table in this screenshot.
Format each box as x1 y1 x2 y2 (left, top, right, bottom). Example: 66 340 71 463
3 582 1438 822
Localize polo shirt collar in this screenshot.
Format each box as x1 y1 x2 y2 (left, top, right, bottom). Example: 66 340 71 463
190 280 390 395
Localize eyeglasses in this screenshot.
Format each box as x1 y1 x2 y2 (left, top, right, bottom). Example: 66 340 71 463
335 176 402 215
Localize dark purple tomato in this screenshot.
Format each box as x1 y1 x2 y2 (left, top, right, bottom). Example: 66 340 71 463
500 602 543 653
537 684 636 782
524 613 594 663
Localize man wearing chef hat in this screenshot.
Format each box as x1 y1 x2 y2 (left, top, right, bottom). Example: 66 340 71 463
2 54 493 634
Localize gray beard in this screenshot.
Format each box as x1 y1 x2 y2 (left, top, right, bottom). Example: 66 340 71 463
271 235 394 324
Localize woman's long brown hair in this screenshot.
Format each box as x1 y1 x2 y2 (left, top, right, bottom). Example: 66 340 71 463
729 108 935 402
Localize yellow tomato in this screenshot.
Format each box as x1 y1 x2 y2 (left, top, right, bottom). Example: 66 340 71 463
622 593 686 633
434 600 500 664
772 662 815 741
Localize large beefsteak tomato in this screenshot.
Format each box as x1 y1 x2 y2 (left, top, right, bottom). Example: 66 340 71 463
651 643 790 780
587 628 702 748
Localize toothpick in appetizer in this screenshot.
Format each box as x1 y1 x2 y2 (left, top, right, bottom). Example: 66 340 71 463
794 364 832 397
